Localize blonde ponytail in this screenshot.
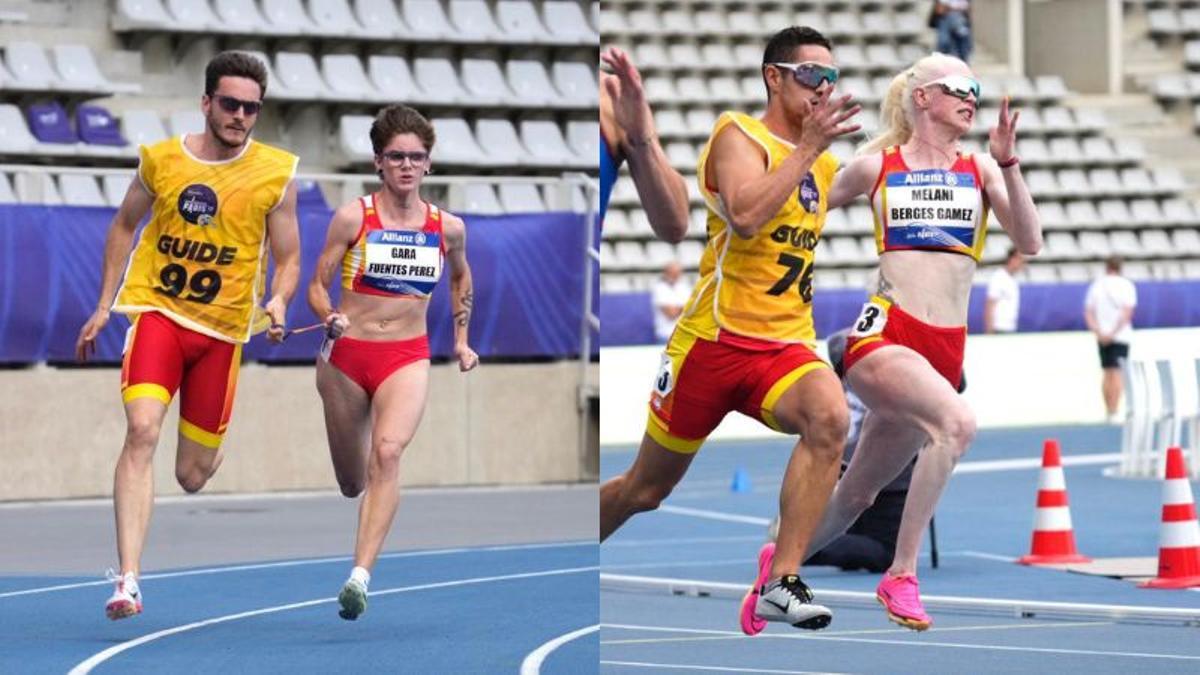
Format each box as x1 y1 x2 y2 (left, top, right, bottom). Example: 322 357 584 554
857 52 969 156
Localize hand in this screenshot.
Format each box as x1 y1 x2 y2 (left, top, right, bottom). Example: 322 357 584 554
601 46 656 150
1098 333 1113 347
989 96 1021 164
455 344 479 373
324 312 350 339
75 307 111 362
264 295 287 344
798 87 862 154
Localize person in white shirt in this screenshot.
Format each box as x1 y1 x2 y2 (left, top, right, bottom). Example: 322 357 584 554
985 247 1024 334
1084 256 1137 421
651 260 691 342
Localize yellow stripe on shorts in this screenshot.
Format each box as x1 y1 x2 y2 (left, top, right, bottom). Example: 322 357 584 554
760 361 828 432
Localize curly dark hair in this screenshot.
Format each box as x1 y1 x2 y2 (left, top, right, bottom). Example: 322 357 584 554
370 105 436 155
205 51 268 98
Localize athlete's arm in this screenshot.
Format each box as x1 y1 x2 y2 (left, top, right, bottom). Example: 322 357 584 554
74 178 155 362
443 214 478 372
826 153 881 211
710 88 860 239
263 181 301 343
602 47 689 243
982 97 1041 256
307 201 359 337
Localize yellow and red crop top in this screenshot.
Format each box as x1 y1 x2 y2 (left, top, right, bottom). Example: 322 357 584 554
341 193 445 298
869 145 989 261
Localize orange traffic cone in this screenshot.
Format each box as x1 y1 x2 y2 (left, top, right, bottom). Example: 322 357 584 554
1017 439 1091 565
1140 447 1200 588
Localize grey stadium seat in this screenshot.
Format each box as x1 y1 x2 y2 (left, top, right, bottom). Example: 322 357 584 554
495 0 550 42
403 0 454 39
122 109 170 149
461 58 515 106
506 60 560 106
431 118 487 166
368 55 424 103
520 120 579 166
165 0 218 30
353 0 407 37
498 183 545 212
321 54 380 101
261 0 319 35
414 57 467 105
450 0 504 42
553 62 596 105
59 173 107 207
169 109 205 136
275 52 331 99
4 42 59 90
309 0 366 35
474 118 531 167
461 182 504 214
53 44 140 94
541 1 597 43
102 173 133 207
112 0 173 30
213 0 270 34
335 114 374 163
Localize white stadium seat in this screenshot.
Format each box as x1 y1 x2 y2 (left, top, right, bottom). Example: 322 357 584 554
449 0 504 42
474 118 531 168
59 174 107 207
274 52 331 99
498 183 545 212
461 182 504 214
321 54 379 101
414 57 467 105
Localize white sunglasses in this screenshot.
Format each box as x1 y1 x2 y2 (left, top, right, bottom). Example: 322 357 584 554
921 75 981 102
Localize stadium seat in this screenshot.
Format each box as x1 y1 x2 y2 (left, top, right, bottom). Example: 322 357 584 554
122 109 170 149
367 55 424 103
213 0 270 34
1140 230 1172 257
275 52 331 99
102 173 133 207
432 117 487 166
1097 199 1132 227
654 109 686 137
541 1 597 43
1173 228 1200 254
165 0 218 29
335 114 373 163
461 58 515 106
498 183 545 212
59 173 107 207
23 103 76 156
521 120 579 167
261 0 319 35
449 0 504 42
352 0 407 37
0 104 36 154
53 45 140 94
566 120 599 165
495 0 551 42
168 109 205 136
461 182 504 214
415 57 467 105
76 105 128 152
112 0 173 31
15 173 62 204
553 62 597 105
308 0 365 35
505 60 560 106
403 0 454 39
321 54 380 101
1130 198 1168 227
474 118 531 167
241 51 291 99
4 42 59 90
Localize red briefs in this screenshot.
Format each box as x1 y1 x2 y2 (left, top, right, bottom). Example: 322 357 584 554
843 296 967 389
647 330 828 454
121 310 242 449
323 334 430 397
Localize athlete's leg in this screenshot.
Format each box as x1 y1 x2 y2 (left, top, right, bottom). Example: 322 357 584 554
1102 366 1121 417
174 342 242 492
316 356 372 497
846 346 975 577
765 366 848 579
600 434 696 541
351 359 429 572
114 397 170 576
806 412 927 556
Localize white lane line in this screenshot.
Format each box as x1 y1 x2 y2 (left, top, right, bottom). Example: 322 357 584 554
657 505 770 526
600 620 1114 645
68 565 598 675
0 540 596 599
519 624 599 675
598 623 1200 660
601 661 844 674
602 559 749 572
957 550 1019 563
604 536 764 547
953 452 1123 474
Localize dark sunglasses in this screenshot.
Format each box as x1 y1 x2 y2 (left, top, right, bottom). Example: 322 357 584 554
770 62 840 89
380 150 430 165
213 94 262 116
923 75 981 103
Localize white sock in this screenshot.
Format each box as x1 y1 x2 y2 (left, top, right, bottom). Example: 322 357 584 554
123 572 139 594
349 566 370 588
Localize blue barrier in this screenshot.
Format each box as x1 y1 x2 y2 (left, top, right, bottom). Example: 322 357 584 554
0 205 593 363
600 280 1200 347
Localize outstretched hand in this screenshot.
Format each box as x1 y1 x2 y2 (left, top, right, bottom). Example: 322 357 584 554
989 96 1021 164
798 87 862 154
601 46 656 148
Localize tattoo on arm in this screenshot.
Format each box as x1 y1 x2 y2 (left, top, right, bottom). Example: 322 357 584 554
876 270 896 302
454 290 473 327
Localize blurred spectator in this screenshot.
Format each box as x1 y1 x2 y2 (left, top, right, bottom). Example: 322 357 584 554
985 247 1025 334
1084 256 1137 423
930 0 973 63
651 260 691 342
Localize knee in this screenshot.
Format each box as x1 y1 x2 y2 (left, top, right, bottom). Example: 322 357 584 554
123 418 161 457
805 405 850 463
369 436 409 478
626 476 675 514
175 468 209 494
936 407 976 461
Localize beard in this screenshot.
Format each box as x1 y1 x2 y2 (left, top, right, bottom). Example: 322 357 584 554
206 115 250 149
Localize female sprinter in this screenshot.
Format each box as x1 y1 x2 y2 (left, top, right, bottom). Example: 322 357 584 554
308 104 478 620
802 53 1041 630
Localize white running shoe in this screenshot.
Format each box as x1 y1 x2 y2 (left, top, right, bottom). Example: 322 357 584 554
105 570 142 621
755 575 832 630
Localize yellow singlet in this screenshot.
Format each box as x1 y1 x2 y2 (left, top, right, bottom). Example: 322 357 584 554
676 111 839 345
113 135 298 343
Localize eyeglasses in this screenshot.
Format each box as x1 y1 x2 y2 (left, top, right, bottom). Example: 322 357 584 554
379 150 430 166
922 75 981 103
769 62 840 89
213 94 262 116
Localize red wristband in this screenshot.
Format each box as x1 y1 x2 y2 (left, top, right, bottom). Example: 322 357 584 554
997 155 1020 168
